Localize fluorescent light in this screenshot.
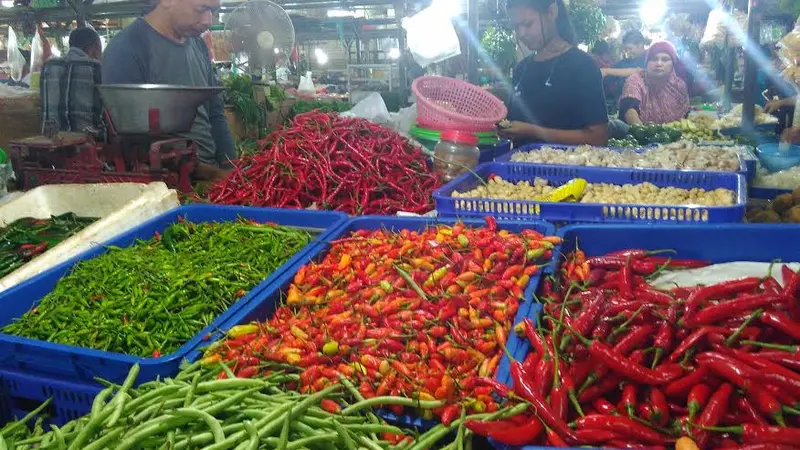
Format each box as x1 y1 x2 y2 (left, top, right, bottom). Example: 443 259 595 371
315 48 328 65
327 8 355 17
388 48 400 59
640 0 667 25
274 48 280 54
1 1 13 7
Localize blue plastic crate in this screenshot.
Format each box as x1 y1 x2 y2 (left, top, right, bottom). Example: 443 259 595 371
0 205 347 385
0 369 100 427
490 223 800 450
202 216 554 429
749 186 793 200
434 162 746 224
499 143 750 178
479 139 513 164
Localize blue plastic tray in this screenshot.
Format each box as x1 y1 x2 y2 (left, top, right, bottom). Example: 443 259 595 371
434 162 746 224
0 369 99 427
491 223 800 450
0 205 347 385
206 216 554 429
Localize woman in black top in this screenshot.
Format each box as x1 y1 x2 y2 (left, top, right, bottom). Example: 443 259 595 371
500 0 608 145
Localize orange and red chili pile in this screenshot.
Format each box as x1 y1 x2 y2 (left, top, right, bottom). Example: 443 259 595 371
208 112 441 215
204 218 559 421
467 247 800 450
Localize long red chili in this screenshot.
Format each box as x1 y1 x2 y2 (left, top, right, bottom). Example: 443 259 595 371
704 424 800 446
510 361 579 445
687 383 711 422
760 310 800 340
684 293 781 326
574 415 671 445
694 382 734 447
684 277 762 314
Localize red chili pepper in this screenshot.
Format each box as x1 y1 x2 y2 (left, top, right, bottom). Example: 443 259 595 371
716 347 800 398
684 277 762 316
582 338 683 385
622 383 637 417
687 383 711 422
694 382 734 447
684 293 781 326
705 424 800 446
758 351 800 372
440 404 460 426
664 365 709 398
523 317 548 357
760 310 800 340
573 428 622 445
619 260 634 299
320 398 341 414
652 322 673 367
532 356 554 396
667 327 709 363
735 394 768 425
510 361 579 445
574 415 670 445
470 417 543 445
649 387 669 427
592 398 618 416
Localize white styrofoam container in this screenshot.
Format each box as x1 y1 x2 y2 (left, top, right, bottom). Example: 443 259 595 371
0 183 180 293
0 183 156 227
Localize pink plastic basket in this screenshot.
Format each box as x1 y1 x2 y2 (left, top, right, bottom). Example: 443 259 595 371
412 76 507 133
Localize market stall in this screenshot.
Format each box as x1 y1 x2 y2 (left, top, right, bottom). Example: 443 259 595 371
2 1 800 446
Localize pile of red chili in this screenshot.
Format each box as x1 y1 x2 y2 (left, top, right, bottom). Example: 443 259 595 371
466 247 800 449
208 112 441 215
203 217 559 421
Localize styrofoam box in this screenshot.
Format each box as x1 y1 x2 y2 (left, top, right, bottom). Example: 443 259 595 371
0 183 180 293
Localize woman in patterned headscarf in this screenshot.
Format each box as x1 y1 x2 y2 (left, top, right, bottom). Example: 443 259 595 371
618 40 690 125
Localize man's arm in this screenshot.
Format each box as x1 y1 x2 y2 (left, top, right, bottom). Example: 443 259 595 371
498 121 608 145
532 123 608 145
202 46 236 167
208 89 237 167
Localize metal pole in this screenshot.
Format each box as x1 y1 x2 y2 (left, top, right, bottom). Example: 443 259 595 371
467 0 479 84
395 0 407 103
741 0 760 130
721 1 734 113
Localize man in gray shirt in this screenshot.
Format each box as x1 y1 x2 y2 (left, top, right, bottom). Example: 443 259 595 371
102 0 235 180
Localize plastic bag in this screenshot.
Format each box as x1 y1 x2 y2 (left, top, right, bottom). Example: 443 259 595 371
341 92 391 124
650 262 800 290
402 5 461 67
6 26 25 82
0 163 15 199
701 8 747 47
29 25 52 75
298 71 315 94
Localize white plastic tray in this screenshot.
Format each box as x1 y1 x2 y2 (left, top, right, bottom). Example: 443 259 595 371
0 183 180 293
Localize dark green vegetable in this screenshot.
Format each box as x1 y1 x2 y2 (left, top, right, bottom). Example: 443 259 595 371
1 218 313 357
289 100 351 119
607 137 641 149
628 124 682 145
0 213 96 278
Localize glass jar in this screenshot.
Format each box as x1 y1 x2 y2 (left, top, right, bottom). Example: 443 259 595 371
434 130 480 182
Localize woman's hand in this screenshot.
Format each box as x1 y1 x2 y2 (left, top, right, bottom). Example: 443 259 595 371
497 121 539 141
781 126 800 144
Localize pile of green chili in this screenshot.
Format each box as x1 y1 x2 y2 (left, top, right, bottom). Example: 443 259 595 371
0 213 97 278
0 362 525 449
1 218 313 357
